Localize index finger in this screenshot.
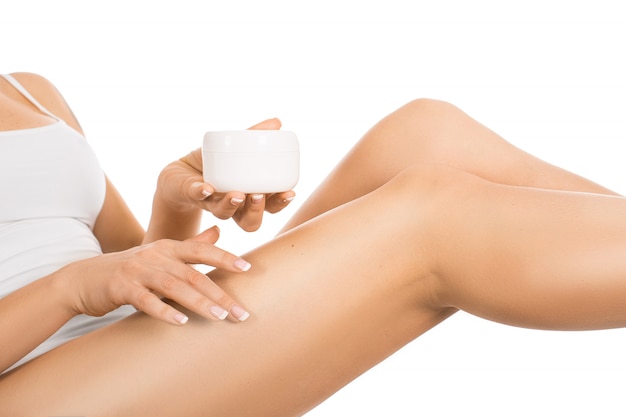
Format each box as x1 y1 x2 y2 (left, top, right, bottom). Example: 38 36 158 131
174 240 251 273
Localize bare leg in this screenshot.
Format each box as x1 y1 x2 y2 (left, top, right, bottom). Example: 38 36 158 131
428 166 626 331
0 166 453 416
282 99 617 232
2 164 626 416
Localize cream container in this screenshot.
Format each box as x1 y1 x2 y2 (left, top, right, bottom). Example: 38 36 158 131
202 130 299 193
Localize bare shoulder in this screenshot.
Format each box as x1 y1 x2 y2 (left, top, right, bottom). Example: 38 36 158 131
10 72 84 134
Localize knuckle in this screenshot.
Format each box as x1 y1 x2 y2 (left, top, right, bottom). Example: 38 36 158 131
189 242 208 258
116 258 141 278
135 290 154 311
186 269 206 287
192 295 213 313
216 250 235 267
160 275 179 291
213 292 233 308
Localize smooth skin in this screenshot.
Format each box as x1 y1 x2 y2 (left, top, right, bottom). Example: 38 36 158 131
1 76 626 416
0 73 294 372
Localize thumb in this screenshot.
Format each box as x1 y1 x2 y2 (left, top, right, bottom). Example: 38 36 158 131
248 118 282 130
190 181 214 201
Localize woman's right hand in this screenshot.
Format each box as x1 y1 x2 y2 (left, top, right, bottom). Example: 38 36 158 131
57 226 251 325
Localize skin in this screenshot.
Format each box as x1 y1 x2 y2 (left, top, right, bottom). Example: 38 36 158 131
1 75 625 416
0 73 294 371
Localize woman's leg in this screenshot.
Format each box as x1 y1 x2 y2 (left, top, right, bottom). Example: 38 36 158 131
0 165 453 416
429 167 626 331
281 99 617 232
2 165 626 416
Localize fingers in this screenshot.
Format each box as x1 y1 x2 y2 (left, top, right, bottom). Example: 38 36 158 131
190 181 215 201
200 191 247 220
200 190 296 231
265 191 296 214
170 231 251 272
174 118 294 231
134 265 250 325
130 288 191 325
233 194 267 232
248 118 282 130
189 224 220 244
127 233 252 326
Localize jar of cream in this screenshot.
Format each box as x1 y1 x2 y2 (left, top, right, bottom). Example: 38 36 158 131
202 130 300 193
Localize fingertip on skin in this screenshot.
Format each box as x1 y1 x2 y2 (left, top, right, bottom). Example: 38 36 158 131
173 312 189 325
233 258 252 272
210 305 229 320
231 305 250 322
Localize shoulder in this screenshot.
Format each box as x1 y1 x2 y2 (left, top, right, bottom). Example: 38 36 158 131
9 72 84 134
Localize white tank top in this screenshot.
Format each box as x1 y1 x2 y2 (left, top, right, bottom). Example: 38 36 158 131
0 74 135 371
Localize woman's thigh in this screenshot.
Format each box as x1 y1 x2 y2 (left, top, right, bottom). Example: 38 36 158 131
428 170 626 331
0 165 455 417
281 99 617 233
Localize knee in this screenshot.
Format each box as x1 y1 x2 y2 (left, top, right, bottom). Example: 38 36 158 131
390 163 476 206
389 163 483 243
371 98 468 153
380 164 474 250
396 98 462 121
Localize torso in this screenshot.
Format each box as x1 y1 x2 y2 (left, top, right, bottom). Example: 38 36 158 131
0 73 135 372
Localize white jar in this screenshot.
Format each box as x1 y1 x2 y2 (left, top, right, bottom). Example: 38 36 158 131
202 130 299 193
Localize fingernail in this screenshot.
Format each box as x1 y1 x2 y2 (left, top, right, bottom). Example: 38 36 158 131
230 197 244 205
174 313 189 325
210 306 229 320
193 182 212 199
283 196 296 203
233 258 252 272
231 305 250 322
251 194 264 204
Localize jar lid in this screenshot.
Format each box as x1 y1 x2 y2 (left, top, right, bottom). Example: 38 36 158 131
203 130 299 153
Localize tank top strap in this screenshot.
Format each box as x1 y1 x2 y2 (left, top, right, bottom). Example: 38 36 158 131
0 74 62 121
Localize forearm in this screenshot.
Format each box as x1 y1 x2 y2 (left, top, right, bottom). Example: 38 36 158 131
0 272 75 373
143 192 203 243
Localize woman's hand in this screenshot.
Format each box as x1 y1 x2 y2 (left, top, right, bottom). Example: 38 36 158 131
60 226 251 325
156 118 296 232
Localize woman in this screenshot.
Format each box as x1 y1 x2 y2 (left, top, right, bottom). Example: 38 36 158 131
1 72 625 416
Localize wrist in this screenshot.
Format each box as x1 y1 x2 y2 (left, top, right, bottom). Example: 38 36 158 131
145 191 203 243
43 267 81 321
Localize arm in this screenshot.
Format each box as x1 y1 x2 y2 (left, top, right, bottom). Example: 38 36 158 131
0 226 253 374
0 272 74 373
0 74 252 372
144 118 297 242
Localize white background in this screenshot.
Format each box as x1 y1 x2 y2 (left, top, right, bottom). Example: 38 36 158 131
2 1 626 415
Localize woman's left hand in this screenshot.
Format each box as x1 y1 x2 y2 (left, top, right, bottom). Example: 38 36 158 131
156 118 296 232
